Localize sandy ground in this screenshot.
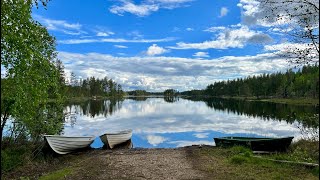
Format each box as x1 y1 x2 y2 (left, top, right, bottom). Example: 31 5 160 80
3 146 209 180
68 148 205 180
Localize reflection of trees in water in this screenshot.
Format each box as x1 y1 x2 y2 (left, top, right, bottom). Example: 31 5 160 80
64 113 77 128
296 117 319 141
185 97 319 129
127 97 148 101
63 105 82 128
64 99 124 119
164 96 179 103
128 96 180 103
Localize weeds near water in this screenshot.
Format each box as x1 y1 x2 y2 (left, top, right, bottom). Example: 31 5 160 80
229 155 249 164
226 143 319 177
228 146 253 165
38 168 73 180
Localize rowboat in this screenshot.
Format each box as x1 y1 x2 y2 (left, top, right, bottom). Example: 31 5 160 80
213 136 294 152
100 129 133 149
44 135 95 154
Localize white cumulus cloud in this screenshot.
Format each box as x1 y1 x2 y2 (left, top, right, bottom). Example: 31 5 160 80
171 26 273 50
110 2 159 17
146 44 169 56
193 52 209 58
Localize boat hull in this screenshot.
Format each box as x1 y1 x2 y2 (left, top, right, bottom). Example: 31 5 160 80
214 137 294 152
100 129 132 149
44 135 95 154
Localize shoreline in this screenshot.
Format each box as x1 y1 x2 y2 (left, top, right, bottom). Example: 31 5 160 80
2 145 318 180
60 96 319 106
181 96 319 106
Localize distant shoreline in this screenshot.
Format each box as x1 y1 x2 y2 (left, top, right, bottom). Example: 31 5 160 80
59 95 319 106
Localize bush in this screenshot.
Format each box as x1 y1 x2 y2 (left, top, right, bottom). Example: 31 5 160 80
1 146 30 172
289 139 319 163
228 146 252 165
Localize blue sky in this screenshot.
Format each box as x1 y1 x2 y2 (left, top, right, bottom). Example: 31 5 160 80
31 0 300 91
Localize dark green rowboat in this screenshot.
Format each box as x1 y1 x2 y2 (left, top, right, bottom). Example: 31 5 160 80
214 136 294 152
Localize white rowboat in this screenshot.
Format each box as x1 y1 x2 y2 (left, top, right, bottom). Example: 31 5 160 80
44 135 95 154
100 129 133 149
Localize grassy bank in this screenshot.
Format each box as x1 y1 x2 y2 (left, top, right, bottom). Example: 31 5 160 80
193 146 318 179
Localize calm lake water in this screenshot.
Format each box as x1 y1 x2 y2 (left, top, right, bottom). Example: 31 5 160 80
62 97 319 148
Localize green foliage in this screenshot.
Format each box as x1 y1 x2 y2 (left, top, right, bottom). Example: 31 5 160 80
230 146 252 156
1 145 30 172
164 89 179 96
269 139 320 164
1 1 64 174
311 166 319 177
39 168 73 180
228 146 253 164
127 90 150 96
226 140 319 177
64 74 124 98
1 0 65 145
229 155 249 165
205 65 319 99
180 89 204 96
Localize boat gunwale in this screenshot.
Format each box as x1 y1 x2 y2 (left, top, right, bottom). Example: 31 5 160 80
44 135 95 139
214 137 294 142
101 129 132 136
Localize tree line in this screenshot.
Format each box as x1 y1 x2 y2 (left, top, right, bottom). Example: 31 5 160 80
183 65 319 99
65 74 125 98
55 60 125 98
205 65 319 98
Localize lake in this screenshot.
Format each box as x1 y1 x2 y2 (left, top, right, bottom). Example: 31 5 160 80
62 97 319 148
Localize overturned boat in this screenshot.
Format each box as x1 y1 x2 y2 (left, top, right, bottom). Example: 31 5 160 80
44 135 95 154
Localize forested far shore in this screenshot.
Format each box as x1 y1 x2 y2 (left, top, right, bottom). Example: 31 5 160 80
181 65 319 99
64 76 125 98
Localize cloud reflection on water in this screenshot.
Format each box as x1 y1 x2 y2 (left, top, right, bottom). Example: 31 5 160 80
62 98 312 148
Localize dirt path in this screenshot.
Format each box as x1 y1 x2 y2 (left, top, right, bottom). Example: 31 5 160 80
66 148 205 180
